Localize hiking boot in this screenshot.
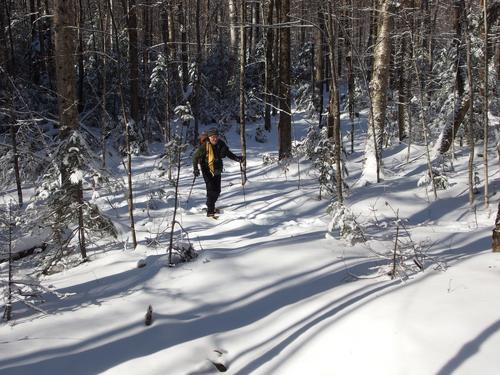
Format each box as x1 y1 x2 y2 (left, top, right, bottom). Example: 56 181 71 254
207 211 215 217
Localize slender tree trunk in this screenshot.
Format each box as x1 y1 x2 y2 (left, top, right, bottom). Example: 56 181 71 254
167 2 180 104
366 0 378 83
364 0 394 183
54 0 79 138
272 0 280 117
2 205 13 321
77 0 84 113
347 0 355 154
264 0 274 132
483 0 489 208
29 0 40 84
278 0 291 159
465 3 475 206
54 0 86 259
127 0 140 124
493 202 500 252
397 32 407 142
10 109 23 207
314 10 325 127
326 0 343 203
228 0 238 51
178 3 189 92
108 0 137 249
1 0 23 207
98 0 108 168
0 0 8 69
193 0 202 143
240 0 247 182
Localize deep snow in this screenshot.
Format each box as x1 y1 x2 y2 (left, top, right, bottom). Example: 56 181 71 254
1 110 499 375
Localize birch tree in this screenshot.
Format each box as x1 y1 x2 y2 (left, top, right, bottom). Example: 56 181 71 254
362 0 394 183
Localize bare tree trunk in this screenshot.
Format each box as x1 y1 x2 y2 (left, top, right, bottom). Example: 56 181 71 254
77 0 84 113
366 0 378 83
2 205 13 321
167 2 180 104
98 0 109 168
54 0 86 259
314 10 325 127
0 0 8 69
193 0 202 143
278 0 291 159
272 0 280 117
178 3 189 92
10 108 23 207
240 0 247 182
465 3 475 206
229 0 238 51
364 0 394 183
1 1 23 207
326 0 343 203
493 202 500 252
127 0 140 124
108 0 137 249
264 0 274 132
396 33 407 142
54 0 79 138
29 0 40 84
482 0 489 208
347 0 355 153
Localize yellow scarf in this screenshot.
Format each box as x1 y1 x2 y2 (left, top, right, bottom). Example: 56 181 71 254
206 142 215 176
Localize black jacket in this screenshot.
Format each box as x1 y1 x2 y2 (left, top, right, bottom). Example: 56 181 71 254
192 140 239 176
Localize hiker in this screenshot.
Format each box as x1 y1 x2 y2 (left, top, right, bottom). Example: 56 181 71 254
192 128 243 217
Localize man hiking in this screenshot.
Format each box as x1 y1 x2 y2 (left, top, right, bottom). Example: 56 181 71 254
192 128 243 217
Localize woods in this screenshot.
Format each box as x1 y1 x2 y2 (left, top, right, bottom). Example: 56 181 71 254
0 0 499 317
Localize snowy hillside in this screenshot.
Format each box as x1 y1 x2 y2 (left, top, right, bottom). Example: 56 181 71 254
1 111 499 375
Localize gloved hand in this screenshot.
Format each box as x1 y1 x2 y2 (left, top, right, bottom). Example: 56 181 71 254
193 168 200 177
238 155 245 163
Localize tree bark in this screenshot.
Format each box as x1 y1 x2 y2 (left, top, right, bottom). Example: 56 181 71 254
493 202 500 252
54 0 86 259
264 0 274 132
54 0 79 138
278 0 291 159
326 0 343 203
127 0 140 124
482 0 489 208
229 0 238 51
240 0 247 182
178 3 189 92
364 0 394 183
314 10 325 127
77 0 84 113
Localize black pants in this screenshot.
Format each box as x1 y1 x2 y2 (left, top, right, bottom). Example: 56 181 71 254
202 171 221 213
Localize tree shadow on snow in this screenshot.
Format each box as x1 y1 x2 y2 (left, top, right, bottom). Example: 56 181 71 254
0 257 397 375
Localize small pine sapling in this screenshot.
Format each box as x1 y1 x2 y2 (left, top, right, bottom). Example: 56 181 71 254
326 202 365 245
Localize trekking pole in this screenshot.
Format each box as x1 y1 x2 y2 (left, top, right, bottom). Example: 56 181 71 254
239 161 246 204
186 174 197 205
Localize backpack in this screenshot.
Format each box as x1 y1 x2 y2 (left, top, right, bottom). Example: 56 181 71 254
199 132 208 145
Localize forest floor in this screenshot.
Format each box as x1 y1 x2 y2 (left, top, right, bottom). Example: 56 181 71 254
1 110 499 374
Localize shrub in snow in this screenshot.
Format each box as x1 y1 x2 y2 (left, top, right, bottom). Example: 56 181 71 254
326 202 364 245
262 153 279 166
417 168 449 190
171 240 198 263
147 188 174 211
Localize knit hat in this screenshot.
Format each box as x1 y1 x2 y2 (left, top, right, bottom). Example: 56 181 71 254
207 128 219 137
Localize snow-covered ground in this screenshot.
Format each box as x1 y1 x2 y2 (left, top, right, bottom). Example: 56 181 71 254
1 111 499 375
